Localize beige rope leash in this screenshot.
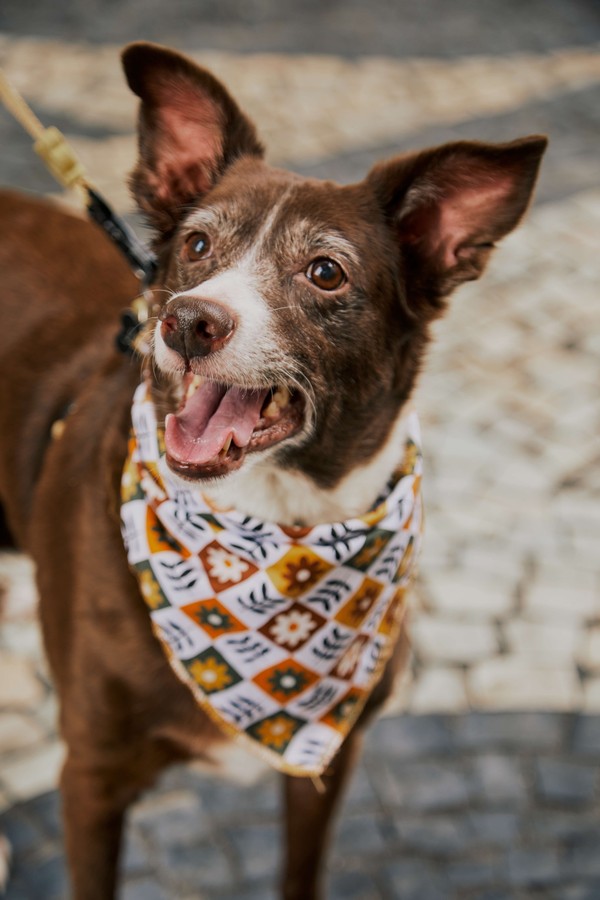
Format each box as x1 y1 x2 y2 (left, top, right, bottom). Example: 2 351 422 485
0 68 91 203
0 66 157 350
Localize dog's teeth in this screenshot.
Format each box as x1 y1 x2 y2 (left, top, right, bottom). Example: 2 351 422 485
273 386 291 408
220 434 233 457
186 375 204 400
263 400 280 419
264 386 291 419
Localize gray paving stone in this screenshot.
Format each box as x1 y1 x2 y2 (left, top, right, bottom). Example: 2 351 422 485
332 811 391 859
373 759 475 811
507 847 562 887
328 867 383 899
465 811 521 848
120 878 170 900
445 853 504 889
561 882 600 900
2 0 598 58
390 814 469 856
454 712 565 750
157 839 235 893
535 758 598 806
562 830 600 879
0 807 44 856
226 822 280 883
383 859 447 900
472 753 529 805
366 714 453 759
572 715 600 755
344 762 379 812
8 853 68 900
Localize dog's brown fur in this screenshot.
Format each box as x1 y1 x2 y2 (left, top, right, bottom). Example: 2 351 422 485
0 42 546 900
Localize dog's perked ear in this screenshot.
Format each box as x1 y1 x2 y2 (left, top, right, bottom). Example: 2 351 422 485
367 135 547 315
122 42 264 232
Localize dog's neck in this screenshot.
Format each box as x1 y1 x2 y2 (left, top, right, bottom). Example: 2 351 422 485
204 405 414 527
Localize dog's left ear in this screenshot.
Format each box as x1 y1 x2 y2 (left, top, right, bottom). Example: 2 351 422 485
122 42 264 232
368 135 547 313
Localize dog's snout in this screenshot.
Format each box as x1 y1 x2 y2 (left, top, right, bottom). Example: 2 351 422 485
160 297 236 360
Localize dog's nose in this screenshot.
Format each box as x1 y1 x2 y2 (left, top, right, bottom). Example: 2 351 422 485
159 296 236 359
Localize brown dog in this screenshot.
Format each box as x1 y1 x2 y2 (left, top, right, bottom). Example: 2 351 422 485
0 43 546 899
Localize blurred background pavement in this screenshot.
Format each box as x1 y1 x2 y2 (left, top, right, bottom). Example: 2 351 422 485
0 1 599 897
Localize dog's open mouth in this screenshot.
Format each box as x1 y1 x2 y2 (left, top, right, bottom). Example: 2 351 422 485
165 374 305 479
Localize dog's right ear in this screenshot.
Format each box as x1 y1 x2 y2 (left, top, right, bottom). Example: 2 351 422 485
122 42 264 232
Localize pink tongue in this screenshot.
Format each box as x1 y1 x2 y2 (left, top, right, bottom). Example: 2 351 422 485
165 381 270 465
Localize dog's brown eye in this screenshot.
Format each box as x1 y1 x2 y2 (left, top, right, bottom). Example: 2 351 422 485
306 258 346 291
184 232 212 261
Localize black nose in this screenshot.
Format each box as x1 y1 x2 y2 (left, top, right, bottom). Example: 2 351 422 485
159 296 236 360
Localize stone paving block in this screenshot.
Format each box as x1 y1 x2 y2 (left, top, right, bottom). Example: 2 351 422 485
409 667 469 714
562 830 600 879
389 813 468 856
507 847 561 887
212 884 277 900
504 619 580 666
366 714 453 759
472 754 528 805
383 859 447 900
561 882 600 900
332 810 391 859
582 677 600 712
9 852 68 900
23 790 62 839
226 822 280 883
0 655 44 708
467 657 581 710
412 617 498 664
422 571 516 620
120 878 170 900
524 577 598 621
571 716 600 755
0 713 45 754
328 867 382 899
445 852 504 889
343 762 379 812
132 791 208 847
0 805 45 856
535 759 597 806
157 838 234 893
373 760 475 812
466 811 521 847
453 712 564 750
121 830 152 877
0 742 64 802
578 626 600 672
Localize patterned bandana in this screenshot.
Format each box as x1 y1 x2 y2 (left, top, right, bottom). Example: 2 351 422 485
121 381 423 777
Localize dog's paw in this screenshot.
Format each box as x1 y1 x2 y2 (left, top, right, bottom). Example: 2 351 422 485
0 834 12 894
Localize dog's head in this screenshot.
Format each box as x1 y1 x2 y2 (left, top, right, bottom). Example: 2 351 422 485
122 43 546 494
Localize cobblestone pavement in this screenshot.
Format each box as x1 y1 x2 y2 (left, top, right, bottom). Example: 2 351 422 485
0 0 599 896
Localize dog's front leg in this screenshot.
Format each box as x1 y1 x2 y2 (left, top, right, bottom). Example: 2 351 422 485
281 730 364 900
60 756 129 900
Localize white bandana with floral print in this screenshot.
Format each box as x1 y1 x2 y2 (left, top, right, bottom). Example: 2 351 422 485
121 380 423 777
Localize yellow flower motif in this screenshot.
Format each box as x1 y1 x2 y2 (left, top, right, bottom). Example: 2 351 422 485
139 570 164 609
255 715 296 750
188 656 234 692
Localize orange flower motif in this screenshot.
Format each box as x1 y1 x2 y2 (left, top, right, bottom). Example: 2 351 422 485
189 656 235 692
281 555 329 596
254 715 297 751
